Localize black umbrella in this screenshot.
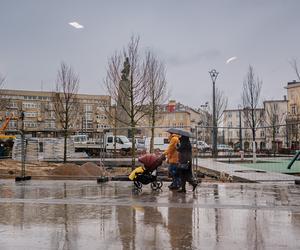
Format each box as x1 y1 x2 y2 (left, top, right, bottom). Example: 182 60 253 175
166 128 193 138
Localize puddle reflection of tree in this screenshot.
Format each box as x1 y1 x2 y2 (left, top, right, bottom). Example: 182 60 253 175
247 192 264 250
117 205 136 250
17 183 26 229
141 193 167 248
167 193 194 249
50 182 79 250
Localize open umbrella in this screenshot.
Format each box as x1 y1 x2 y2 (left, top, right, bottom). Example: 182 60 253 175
166 128 193 138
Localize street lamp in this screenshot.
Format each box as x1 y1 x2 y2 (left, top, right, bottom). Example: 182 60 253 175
209 69 219 158
238 105 243 151
200 102 209 142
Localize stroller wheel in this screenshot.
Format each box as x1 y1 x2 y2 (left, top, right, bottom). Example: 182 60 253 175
157 180 163 189
151 182 158 191
151 181 162 191
134 181 142 190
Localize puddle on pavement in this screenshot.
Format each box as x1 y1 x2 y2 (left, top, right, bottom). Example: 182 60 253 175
0 180 300 249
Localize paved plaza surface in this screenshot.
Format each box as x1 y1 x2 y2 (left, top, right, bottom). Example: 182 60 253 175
1 180 300 249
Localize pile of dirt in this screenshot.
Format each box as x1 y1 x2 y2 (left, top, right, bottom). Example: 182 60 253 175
80 162 107 176
50 163 90 176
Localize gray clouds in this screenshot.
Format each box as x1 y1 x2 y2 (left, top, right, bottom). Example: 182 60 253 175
0 0 300 109
166 49 221 67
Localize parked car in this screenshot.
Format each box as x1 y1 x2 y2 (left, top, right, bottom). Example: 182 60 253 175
197 141 211 152
217 144 234 152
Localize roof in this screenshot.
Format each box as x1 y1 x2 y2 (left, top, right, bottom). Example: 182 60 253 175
285 81 300 89
1 89 110 100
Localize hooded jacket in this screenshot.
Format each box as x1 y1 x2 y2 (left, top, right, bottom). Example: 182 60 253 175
164 134 179 164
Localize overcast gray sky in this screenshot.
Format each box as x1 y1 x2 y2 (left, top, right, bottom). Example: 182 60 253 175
1 0 300 109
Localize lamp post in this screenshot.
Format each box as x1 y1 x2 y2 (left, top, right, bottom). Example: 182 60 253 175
238 105 243 151
209 69 219 158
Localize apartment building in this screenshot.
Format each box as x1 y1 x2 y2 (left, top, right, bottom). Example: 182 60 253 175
139 100 210 140
263 100 288 150
286 80 300 148
0 89 111 138
223 108 265 150
223 99 288 151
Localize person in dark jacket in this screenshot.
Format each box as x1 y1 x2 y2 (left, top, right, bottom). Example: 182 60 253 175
176 135 197 193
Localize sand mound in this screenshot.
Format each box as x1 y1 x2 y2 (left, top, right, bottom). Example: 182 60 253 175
50 163 90 176
80 162 106 176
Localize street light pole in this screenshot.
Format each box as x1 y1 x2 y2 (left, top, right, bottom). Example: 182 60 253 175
209 69 219 158
238 106 243 151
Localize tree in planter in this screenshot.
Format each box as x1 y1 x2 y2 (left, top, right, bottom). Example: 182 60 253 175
104 36 149 168
145 51 168 153
242 65 263 162
52 62 79 163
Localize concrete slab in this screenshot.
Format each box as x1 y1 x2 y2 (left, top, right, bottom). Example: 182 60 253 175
1 180 300 249
196 158 300 183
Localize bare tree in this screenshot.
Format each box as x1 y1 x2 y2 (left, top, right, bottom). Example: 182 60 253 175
215 88 228 126
52 62 79 163
242 65 263 161
290 58 300 81
104 36 149 167
264 102 284 156
145 51 168 153
208 88 227 144
0 74 10 112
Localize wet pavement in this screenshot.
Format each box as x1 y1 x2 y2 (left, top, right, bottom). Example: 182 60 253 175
1 180 300 249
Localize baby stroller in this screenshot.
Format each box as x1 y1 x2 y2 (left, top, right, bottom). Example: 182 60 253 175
129 154 164 191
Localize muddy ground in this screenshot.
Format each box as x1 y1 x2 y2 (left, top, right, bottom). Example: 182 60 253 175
0 159 224 182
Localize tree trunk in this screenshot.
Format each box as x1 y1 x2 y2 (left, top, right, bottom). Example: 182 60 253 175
150 109 155 153
131 126 136 169
63 128 67 163
272 128 276 157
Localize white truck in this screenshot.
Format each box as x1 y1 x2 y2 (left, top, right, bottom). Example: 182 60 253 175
72 133 132 156
145 137 169 152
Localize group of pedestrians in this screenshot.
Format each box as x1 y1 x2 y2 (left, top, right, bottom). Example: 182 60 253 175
163 131 198 193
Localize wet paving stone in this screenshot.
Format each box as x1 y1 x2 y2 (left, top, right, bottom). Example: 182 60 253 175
0 180 300 249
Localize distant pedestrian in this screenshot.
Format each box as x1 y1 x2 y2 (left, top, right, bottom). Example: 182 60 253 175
164 133 180 189
176 135 197 193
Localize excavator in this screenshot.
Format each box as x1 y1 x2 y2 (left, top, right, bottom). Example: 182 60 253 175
0 115 17 140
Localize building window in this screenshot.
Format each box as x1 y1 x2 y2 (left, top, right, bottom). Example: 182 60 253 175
24 121 37 128
291 105 296 115
85 104 93 112
84 113 92 121
10 102 18 109
22 102 39 109
260 130 265 137
8 120 17 129
25 112 37 118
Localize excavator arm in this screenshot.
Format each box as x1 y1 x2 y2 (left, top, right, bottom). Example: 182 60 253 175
0 116 12 132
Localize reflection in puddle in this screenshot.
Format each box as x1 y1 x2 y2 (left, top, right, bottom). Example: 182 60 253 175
0 181 300 249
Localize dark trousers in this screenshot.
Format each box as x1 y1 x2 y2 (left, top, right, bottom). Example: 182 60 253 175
178 168 196 190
